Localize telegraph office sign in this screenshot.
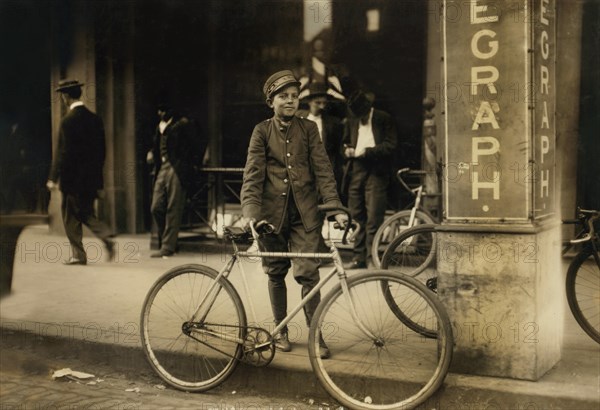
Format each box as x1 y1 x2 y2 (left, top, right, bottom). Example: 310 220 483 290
532 0 556 218
443 0 555 221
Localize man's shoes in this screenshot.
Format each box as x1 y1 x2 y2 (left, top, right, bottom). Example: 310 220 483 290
343 260 367 270
106 240 115 261
274 332 292 352
63 258 86 266
319 335 331 359
150 250 174 258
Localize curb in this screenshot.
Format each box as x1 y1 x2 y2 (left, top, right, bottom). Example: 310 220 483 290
2 322 599 409
0 322 328 400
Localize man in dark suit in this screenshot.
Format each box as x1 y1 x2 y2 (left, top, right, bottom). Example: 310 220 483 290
47 79 114 265
147 104 196 258
343 91 397 269
303 82 345 195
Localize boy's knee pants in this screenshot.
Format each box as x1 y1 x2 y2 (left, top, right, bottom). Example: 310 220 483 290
260 198 322 330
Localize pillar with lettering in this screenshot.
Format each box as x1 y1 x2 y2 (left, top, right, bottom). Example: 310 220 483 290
439 0 560 380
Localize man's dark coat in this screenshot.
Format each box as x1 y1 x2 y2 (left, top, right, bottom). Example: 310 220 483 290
342 109 398 176
49 105 105 195
151 116 196 189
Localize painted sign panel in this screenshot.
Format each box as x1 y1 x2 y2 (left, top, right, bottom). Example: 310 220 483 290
443 0 531 221
532 0 556 218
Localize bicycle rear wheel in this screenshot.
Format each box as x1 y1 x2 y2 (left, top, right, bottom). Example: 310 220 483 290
140 264 247 391
308 271 453 410
372 209 436 268
566 248 600 343
380 224 438 338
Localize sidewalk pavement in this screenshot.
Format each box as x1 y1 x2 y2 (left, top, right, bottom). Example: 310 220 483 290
1 225 599 408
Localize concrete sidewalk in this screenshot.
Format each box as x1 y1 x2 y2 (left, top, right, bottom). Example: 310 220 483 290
1 225 599 409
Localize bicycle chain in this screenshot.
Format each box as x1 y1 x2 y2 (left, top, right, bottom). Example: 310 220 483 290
184 322 275 367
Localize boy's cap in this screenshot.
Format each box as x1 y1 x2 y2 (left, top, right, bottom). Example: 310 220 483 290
263 70 301 98
55 79 84 93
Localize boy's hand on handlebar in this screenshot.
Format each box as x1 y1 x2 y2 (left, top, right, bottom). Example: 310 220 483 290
334 213 349 228
242 217 256 232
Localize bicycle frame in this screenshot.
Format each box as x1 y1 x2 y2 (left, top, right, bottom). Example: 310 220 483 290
189 226 378 347
397 168 439 225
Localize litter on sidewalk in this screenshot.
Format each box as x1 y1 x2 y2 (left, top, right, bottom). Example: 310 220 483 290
52 368 95 381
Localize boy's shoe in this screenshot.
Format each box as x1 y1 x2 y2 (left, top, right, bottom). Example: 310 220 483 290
319 335 331 359
274 332 292 352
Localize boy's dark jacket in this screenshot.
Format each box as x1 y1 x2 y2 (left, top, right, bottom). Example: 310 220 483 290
241 116 342 233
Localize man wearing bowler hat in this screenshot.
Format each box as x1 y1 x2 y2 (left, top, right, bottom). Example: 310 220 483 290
47 79 114 265
343 90 397 269
241 70 347 358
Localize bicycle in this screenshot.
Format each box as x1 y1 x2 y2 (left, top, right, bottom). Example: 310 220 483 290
371 168 439 268
564 209 599 344
381 209 600 344
380 224 439 338
140 205 453 409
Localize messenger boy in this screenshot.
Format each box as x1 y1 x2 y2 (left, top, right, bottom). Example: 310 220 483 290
241 70 347 359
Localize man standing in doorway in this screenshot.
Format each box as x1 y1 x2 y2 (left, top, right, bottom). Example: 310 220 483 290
147 104 195 258
343 91 397 269
47 79 114 265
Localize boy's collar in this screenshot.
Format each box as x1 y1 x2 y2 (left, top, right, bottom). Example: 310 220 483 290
273 115 295 127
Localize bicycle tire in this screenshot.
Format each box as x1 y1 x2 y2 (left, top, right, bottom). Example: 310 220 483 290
380 224 439 338
140 264 247 391
308 270 453 410
381 224 438 279
566 248 600 344
372 209 436 268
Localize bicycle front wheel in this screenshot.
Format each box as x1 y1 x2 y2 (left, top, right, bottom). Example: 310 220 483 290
566 249 600 343
381 224 437 280
372 210 436 268
140 264 247 391
308 271 453 410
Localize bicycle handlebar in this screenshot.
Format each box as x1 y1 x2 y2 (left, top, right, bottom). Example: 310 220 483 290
317 204 355 244
570 208 598 244
248 205 359 245
396 168 427 195
249 219 275 240
396 168 413 194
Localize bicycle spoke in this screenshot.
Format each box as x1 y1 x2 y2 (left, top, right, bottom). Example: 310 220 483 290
309 272 452 409
141 265 246 391
567 257 600 343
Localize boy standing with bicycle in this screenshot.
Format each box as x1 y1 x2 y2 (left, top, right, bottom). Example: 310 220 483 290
241 70 347 358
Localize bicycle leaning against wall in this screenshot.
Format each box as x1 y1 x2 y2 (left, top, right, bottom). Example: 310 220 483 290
371 168 440 268
139 205 453 410
563 208 599 344
380 208 600 345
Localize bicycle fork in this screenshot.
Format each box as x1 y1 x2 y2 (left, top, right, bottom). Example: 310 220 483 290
267 248 380 343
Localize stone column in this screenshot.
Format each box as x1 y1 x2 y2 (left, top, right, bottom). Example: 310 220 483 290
439 0 563 380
